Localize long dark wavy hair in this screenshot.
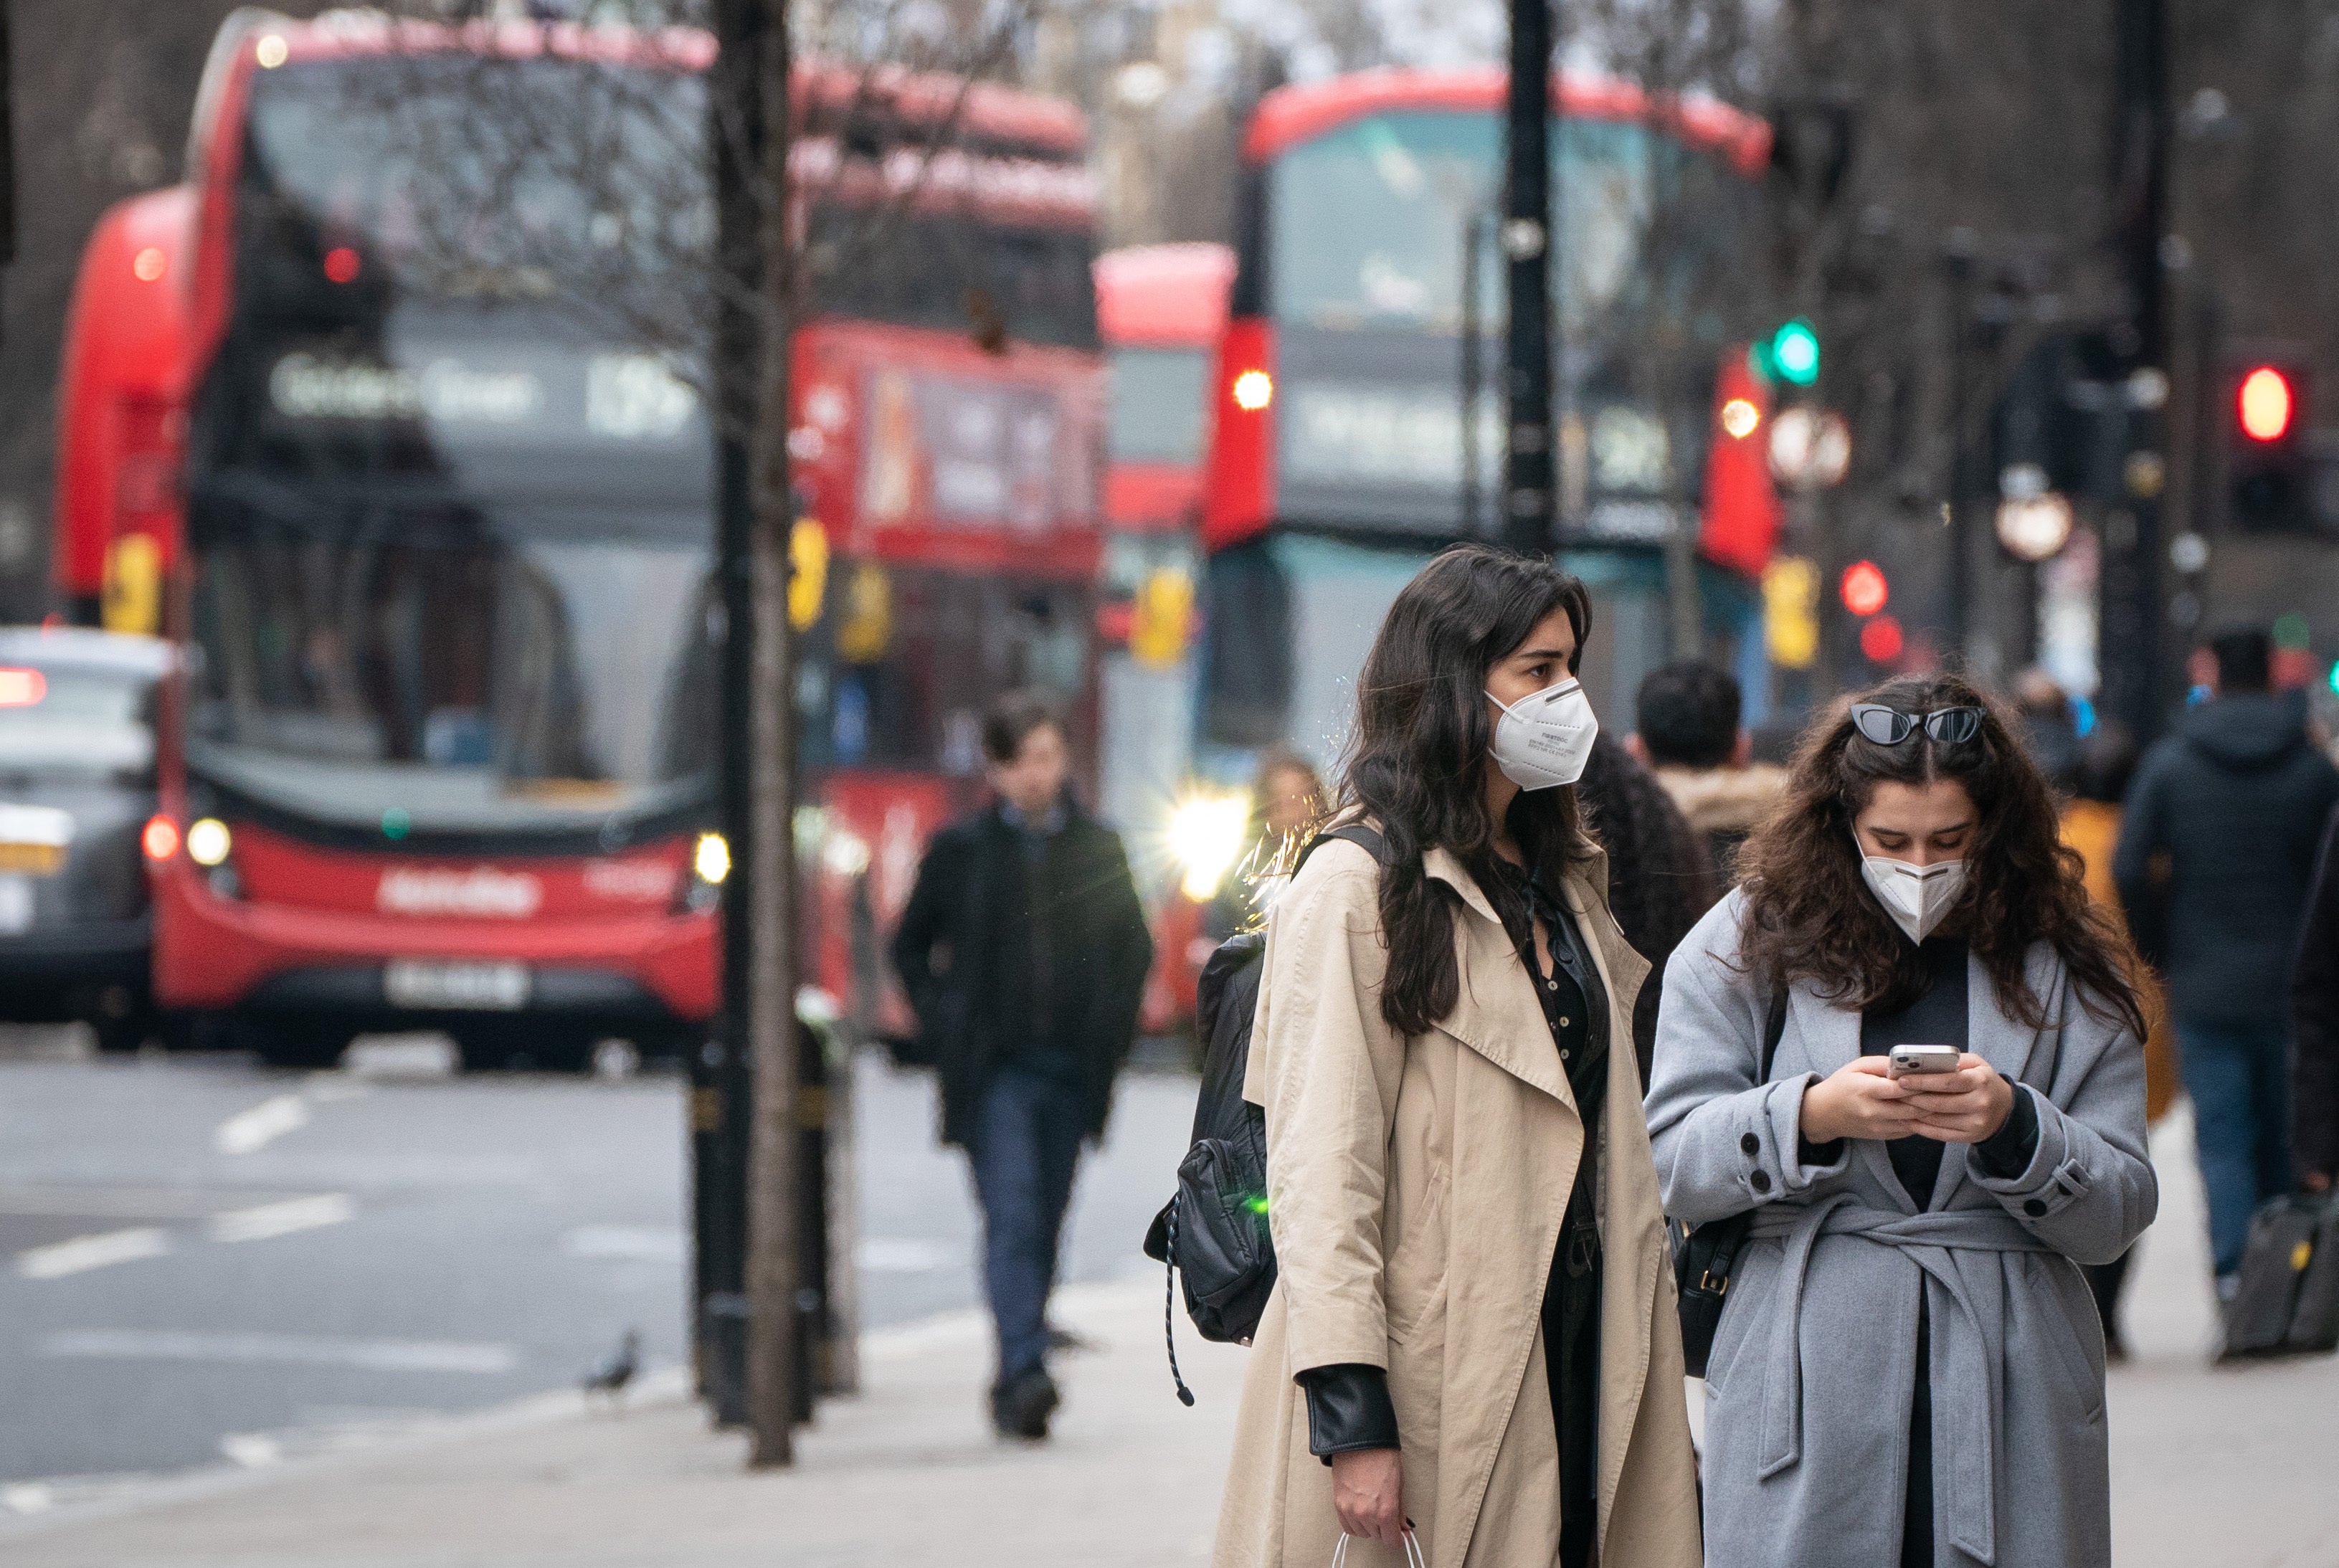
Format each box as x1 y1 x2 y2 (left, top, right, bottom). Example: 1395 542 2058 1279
1336 545 1598 1035
1735 673 2145 1035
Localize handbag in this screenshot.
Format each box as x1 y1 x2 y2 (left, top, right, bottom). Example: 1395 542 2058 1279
1671 984 1788 1379
2222 1190 2339 1359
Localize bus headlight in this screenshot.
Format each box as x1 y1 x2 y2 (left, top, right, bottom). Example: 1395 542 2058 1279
685 832 729 913
186 818 232 867
1168 791 1251 903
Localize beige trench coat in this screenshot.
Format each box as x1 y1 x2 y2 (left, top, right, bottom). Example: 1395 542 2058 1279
1213 837 1702 1568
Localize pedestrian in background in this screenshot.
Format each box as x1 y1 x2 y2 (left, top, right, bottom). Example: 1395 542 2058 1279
891 693 1154 1441
2014 665 2084 792
1628 657 1788 883
2114 627 2339 1300
2059 723 2179 1357
1647 675 2155 1568
1577 731 1717 1088
1203 746 1324 941
2292 802 2339 1194
1215 546 1699 1568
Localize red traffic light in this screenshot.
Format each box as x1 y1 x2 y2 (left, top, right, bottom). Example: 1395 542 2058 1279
1859 614 1905 665
2239 366 2295 442
1840 559 1889 617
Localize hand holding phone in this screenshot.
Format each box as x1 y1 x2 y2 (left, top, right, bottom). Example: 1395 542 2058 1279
1893 1049 2017 1144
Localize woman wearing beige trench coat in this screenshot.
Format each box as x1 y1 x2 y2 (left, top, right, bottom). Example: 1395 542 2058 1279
1213 547 1702 1568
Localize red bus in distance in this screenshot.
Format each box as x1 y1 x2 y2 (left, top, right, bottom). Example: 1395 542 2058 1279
55 12 1104 1067
1092 242 1231 1032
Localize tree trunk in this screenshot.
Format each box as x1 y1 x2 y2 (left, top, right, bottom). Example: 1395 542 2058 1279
741 0 801 1470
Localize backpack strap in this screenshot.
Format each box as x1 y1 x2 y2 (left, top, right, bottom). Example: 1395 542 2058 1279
1296 822 1387 870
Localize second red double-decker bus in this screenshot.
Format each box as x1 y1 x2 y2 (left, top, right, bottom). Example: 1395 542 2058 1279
56 11 1103 1067
1193 69 1776 802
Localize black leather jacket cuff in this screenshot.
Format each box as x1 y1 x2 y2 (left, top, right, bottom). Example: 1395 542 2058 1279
1296 1362 1400 1463
1973 1083 2041 1179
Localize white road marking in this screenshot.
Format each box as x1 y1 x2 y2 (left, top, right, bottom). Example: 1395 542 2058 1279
0 1483 53 1514
44 1329 519 1375
857 1236 950 1273
214 1094 309 1156
16 1227 171 1279
208 1193 354 1243
561 1225 683 1261
218 1432 281 1468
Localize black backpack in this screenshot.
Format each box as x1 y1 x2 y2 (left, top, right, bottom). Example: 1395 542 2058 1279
1142 823 1385 1404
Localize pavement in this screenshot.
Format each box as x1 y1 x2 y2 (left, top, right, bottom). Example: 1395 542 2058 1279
0 1026 1197 1493
3 1078 2337 1564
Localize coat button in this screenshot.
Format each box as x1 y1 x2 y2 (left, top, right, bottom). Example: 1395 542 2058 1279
1750 1169 1773 1194
1558 1017 1570 1028
2023 1198 2048 1217
1740 1133 1761 1156
1547 979 1559 991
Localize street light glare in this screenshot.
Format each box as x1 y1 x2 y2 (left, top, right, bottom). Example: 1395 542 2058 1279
1719 397 1761 439
1231 369 1273 412
255 34 289 69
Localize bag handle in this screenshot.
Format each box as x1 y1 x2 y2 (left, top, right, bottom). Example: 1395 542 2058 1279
1332 1530 1427 1568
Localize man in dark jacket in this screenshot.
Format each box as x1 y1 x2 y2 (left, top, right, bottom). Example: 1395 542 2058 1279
2115 628 2339 1295
891 692 1153 1440
2293 805 2339 1194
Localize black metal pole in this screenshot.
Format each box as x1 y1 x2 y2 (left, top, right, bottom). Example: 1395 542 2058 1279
1942 234 1975 665
1500 0 1556 557
2101 0 2170 740
701 0 763 1430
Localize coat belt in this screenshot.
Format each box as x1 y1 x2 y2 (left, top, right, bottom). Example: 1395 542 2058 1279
1746 1194 2056 1567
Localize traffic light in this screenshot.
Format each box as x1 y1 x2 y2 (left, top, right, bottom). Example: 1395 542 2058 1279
1840 559 1888 617
1755 319 1822 388
2226 348 2312 531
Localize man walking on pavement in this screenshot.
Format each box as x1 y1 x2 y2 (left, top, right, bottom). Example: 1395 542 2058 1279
2115 627 2339 1302
891 692 1154 1441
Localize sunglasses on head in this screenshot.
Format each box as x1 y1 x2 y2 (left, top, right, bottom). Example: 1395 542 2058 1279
1849 703 1983 746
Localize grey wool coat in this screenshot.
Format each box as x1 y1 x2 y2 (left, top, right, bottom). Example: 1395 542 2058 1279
1645 892 2157 1568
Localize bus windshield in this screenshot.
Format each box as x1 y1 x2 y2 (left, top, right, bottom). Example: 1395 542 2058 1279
1269 111 1655 334
1107 346 1212 465
186 518 716 836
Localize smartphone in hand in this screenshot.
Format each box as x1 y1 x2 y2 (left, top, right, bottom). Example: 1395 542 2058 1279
1887 1044 1961 1079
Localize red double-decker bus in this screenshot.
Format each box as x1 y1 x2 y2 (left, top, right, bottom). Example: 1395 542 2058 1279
1193 69 1778 796
56 11 1103 1068
1092 243 1230 1030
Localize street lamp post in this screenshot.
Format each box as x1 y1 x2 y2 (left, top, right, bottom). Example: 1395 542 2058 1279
1500 0 1556 558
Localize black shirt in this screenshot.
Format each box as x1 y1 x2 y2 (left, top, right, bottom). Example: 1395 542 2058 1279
1860 936 1970 1207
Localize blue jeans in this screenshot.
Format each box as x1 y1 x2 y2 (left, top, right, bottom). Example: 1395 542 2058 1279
967 1066 1086 1382
2177 1020 2295 1278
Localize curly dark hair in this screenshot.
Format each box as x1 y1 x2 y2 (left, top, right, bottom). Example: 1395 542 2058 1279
1337 544 1598 1035
1735 672 2145 1037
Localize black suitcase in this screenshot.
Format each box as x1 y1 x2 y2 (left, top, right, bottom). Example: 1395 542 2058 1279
2223 1192 2339 1358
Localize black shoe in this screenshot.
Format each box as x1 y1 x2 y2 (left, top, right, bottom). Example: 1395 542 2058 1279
990 1365 1060 1441
1045 1324 1095 1354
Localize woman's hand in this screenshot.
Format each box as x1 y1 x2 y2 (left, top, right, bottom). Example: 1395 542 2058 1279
1330 1448 1407 1549
1899 1053 2015 1144
1799 1057 1926 1144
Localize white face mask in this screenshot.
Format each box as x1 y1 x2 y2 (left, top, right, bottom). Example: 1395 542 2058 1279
1854 836 1968 944
1486 678 1598 791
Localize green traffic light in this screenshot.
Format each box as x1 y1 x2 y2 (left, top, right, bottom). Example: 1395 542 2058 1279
1770 318 1821 386
2328 658 2339 698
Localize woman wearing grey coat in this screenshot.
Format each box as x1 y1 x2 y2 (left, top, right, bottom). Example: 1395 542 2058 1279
1646 674 2156 1568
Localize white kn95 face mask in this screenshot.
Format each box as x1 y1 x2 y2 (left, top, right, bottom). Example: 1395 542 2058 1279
1486 678 1598 791
1855 838 1968 944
